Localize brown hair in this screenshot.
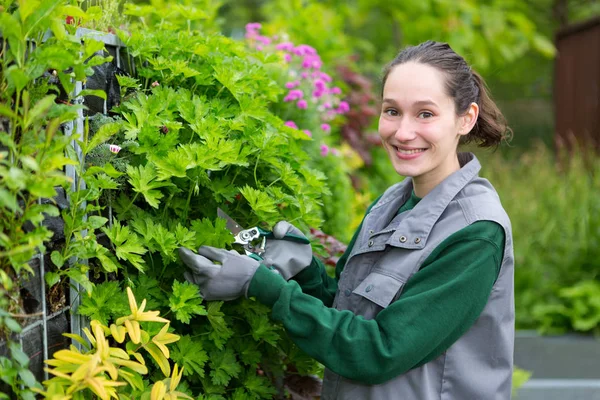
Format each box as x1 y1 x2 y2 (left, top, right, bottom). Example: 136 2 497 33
382 41 512 148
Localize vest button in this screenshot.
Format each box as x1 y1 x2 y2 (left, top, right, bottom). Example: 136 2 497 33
368 240 374 247
344 289 352 297
365 285 373 292
399 235 407 243
368 229 374 234
415 237 421 244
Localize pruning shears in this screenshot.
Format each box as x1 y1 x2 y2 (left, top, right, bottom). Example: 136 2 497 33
216 208 309 260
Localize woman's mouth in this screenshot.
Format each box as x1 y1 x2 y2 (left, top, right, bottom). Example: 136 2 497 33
393 146 427 155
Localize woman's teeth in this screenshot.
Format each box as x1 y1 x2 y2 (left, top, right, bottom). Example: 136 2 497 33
395 147 426 155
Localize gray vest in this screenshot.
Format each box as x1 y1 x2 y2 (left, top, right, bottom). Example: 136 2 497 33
322 153 514 400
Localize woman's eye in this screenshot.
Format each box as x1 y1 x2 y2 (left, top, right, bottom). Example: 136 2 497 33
384 109 398 116
418 111 433 119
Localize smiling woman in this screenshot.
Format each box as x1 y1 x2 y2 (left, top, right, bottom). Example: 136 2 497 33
179 41 516 400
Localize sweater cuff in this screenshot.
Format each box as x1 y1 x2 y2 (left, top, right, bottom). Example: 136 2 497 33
293 256 322 285
247 264 287 307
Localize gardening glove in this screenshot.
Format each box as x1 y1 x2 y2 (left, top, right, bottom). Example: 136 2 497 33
261 221 313 280
179 246 260 301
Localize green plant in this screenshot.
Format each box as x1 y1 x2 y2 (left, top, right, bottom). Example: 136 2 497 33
36 287 189 400
0 289 43 400
512 366 532 397
478 143 600 333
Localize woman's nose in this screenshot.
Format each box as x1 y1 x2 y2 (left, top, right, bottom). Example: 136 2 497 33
394 119 417 142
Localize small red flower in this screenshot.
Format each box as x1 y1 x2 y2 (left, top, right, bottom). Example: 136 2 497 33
160 126 168 134
66 16 75 25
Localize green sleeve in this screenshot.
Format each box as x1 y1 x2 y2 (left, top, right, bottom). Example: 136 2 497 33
247 221 505 385
290 195 384 305
291 257 338 307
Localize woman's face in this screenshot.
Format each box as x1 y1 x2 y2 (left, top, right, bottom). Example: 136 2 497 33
378 62 476 190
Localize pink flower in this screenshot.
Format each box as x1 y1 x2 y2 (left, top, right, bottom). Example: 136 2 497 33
284 120 298 129
297 99 308 109
323 102 332 109
245 22 262 31
314 79 326 91
321 123 331 132
151 81 160 87
294 44 317 56
330 87 342 95
256 45 264 51
303 130 312 137
320 144 329 156
331 148 340 156
257 35 271 45
275 42 294 51
312 90 324 98
301 72 309 79
336 101 350 113
284 89 304 102
284 53 292 62
319 72 332 82
285 81 300 89
109 144 121 154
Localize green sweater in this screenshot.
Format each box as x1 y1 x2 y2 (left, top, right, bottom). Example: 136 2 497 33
247 192 505 385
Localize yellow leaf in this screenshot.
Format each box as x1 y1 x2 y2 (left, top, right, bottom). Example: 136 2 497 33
139 298 147 313
135 309 169 323
53 350 92 365
151 381 166 400
171 391 193 400
110 324 127 343
83 327 97 347
110 358 148 375
86 377 110 400
45 367 74 380
124 319 141 344
63 333 91 350
126 287 138 315
128 351 146 365
109 347 129 360
170 364 184 392
71 361 92 381
143 342 171 377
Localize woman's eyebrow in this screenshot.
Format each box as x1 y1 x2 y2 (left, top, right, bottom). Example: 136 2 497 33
382 98 438 107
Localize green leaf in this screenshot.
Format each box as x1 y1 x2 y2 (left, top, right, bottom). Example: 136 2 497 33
168 280 207 324
239 185 277 215
0 189 21 213
79 89 107 101
45 271 60 288
24 95 56 129
208 347 241 386
206 302 233 350
3 317 22 333
85 122 121 155
170 335 208 378
88 216 108 230
242 372 278 399
127 164 171 209
531 33 556 58
190 218 234 249
78 281 128 325
18 369 37 388
248 313 280 346
50 251 64 268
102 222 147 272
9 343 29 367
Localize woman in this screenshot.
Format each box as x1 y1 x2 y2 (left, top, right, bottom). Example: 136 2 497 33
180 41 514 400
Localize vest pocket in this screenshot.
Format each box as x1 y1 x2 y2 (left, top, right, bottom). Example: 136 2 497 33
352 271 404 308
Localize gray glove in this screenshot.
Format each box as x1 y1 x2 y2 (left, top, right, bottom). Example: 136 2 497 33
262 221 313 280
179 246 260 301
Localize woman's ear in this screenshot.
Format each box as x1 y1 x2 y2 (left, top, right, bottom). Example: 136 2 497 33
459 102 479 136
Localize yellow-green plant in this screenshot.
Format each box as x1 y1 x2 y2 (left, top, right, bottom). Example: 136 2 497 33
35 287 190 400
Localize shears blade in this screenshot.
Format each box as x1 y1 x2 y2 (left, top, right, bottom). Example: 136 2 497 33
217 208 244 235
